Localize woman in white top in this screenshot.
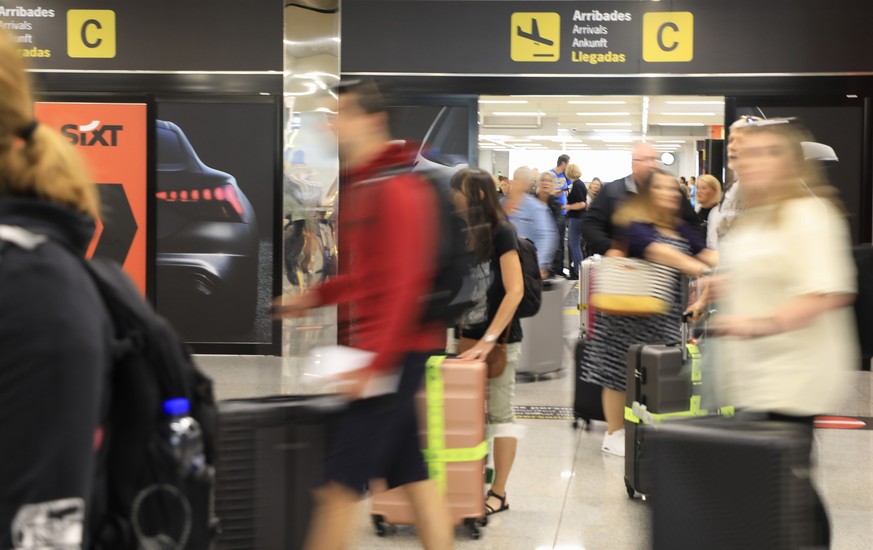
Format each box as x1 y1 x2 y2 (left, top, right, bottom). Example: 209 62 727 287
712 122 858 547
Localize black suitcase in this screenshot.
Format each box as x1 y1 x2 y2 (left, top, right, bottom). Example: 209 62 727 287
214 395 343 550
853 244 872 370
572 338 605 429
624 319 696 498
649 417 815 550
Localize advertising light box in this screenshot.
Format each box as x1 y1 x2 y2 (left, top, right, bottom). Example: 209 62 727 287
34 101 148 294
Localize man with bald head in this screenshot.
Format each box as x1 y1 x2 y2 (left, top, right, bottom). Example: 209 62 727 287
581 142 701 255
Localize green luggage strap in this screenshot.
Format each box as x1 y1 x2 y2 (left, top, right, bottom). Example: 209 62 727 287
688 342 702 383
423 356 489 493
625 400 736 424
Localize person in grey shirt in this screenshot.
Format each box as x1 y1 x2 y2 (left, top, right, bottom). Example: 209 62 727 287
503 166 559 278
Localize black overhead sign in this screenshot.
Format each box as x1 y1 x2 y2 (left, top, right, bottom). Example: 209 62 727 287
0 0 282 72
342 0 873 76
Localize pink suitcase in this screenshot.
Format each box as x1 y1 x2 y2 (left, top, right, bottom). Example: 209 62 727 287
579 254 601 339
370 356 488 539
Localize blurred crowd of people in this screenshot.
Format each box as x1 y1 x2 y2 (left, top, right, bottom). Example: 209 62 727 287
0 45 860 548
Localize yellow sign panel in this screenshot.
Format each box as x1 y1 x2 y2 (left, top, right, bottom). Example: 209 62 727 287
642 12 693 62
511 12 560 62
67 10 116 58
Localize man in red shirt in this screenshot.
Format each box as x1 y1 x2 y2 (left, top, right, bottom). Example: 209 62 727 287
275 80 453 549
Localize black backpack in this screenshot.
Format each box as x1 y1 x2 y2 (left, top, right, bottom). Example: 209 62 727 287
515 236 543 318
86 258 217 550
0 226 217 549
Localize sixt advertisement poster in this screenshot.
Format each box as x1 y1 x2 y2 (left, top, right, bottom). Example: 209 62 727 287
34 101 148 294
0 0 281 72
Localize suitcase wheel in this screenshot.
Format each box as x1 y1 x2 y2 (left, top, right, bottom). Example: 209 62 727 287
478 515 488 527
464 518 482 539
372 515 389 537
572 418 592 431
625 481 635 499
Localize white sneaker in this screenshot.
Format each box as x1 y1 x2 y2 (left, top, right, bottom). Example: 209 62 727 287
602 428 626 457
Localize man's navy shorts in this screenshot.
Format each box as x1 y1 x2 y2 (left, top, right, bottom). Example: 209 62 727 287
323 352 432 494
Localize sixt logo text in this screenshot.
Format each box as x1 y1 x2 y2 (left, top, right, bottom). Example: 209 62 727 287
60 120 123 146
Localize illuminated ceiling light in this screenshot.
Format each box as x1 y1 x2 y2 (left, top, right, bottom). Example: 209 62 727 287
586 122 632 126
568 100 628 105
665 100 724 105
575 112 632 116
653 122 706 126
655 140 686 143
480 100 529 104
661 112 719 116
492 111 546 116
315 107 337 114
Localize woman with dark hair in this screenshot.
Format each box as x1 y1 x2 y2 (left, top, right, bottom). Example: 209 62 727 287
450 168 524 517
580 169 718 457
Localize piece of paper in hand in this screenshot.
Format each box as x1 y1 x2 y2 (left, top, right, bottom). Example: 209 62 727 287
303 346 400 398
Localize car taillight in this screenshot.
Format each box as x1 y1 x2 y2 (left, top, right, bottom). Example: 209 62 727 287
157 184 245 221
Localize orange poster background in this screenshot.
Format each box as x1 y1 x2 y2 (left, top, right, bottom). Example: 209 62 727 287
34 102 148 294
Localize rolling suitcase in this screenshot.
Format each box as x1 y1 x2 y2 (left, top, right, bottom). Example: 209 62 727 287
649 417 815 550
853 244 872 370
371 356 488 540
518 278 568 378
579 255 601 339
624 316 700 498
214 395 343 550
573 255 605 429
573 338 606 429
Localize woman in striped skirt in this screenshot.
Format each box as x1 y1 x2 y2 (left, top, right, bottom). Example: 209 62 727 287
581 169 718 457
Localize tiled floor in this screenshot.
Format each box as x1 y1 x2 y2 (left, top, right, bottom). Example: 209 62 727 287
196 310 873 549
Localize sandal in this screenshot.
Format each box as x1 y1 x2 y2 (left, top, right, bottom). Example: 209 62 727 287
484 489 509 516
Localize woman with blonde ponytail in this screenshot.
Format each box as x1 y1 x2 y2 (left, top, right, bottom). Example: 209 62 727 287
0 29 111 549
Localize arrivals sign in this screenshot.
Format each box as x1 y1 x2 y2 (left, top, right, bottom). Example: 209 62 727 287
34 102 148 294
0 0 281 72
342 0 873 76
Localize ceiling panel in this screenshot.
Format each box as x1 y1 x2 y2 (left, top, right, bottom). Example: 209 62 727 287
478 95 724 151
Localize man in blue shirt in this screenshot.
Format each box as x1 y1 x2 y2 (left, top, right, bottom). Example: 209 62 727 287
503 166 559 279
548 154 570 277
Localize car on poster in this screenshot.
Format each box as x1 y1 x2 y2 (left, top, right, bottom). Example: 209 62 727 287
154 119 259 336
